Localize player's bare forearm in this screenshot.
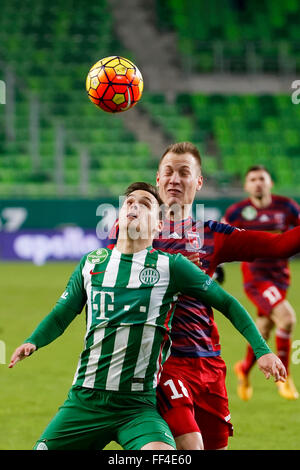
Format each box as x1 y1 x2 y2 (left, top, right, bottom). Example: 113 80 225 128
257 352 287 382
9 343 36 368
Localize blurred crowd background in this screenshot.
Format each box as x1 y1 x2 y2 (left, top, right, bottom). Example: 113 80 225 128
0 0 299 263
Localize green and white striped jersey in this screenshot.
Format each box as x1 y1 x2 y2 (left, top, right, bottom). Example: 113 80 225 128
26 245 271 393
54 246 215 392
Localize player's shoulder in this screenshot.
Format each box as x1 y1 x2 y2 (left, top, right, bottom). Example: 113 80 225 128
83 247 112 264
149 248 175 260
204 219 236 235
150 248 186 267
224 198 250 220
272 194 299 208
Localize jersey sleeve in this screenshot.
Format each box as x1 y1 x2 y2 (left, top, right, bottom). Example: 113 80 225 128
24 256 87 349
107 218 119 248
214 225 300 263
223 204 241 227
171 252 216 296
56 255 87 312
288 199 300 227
171 253 271 359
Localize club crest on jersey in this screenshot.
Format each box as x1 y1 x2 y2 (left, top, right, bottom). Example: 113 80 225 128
87 248 108 264
187 231 202 250
35 441 48 450
139 267 160 286
241 206 257 221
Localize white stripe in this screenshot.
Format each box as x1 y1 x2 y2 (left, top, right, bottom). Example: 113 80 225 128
82 326 106 388
105 327 130 390
126 250 148 288
81 249 121 388
276 328 291 339
131 326 156 391
132 254 170 391
102 248 121 287
82 258 94 333
72 258 94 385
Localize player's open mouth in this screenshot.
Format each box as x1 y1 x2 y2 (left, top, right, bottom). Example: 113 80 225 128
127 213 138 220
167 189 182 195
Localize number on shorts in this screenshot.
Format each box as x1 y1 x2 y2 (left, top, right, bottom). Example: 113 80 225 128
163 379 189 399
262 286 282 306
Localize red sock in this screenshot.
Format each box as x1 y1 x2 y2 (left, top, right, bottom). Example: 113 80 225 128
275 328 291 375
241 345 256 375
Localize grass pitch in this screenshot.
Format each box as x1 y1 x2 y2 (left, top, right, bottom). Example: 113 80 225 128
1 259 300 450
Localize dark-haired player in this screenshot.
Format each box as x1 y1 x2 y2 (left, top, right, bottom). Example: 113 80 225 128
224 165 300 401
109 142 300 450
9 182 284 450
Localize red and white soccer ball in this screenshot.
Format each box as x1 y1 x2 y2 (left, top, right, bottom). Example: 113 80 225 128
86 56 144 113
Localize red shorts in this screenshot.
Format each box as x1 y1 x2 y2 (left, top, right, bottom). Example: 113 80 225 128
244 281 287 316
156 355 233 450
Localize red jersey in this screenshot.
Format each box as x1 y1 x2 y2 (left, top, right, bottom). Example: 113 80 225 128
108 214 300 358
224 195 300 290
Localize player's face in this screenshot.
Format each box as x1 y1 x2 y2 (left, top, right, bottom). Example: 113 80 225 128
156 152 203 208
119 190 162 240
244 170 273 199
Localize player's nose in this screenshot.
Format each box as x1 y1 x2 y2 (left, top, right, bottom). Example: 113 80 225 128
169 171 181 184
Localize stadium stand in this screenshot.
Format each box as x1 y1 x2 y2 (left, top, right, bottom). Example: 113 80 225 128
0 0 156 197
141 92 300 194
0 0 299 197
154 0 300 73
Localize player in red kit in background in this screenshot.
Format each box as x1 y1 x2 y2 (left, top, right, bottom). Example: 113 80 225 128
224 165 300 401
108 144 300 450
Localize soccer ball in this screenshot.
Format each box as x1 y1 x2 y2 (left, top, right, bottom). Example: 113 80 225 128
86 56 144 113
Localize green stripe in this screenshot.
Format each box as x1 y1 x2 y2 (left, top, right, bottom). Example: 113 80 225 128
144 254 174 386
94 327 116 388
75 252 114 385
145 327 168 387
118 324 145 391
115 251 157 390
116 253 134 286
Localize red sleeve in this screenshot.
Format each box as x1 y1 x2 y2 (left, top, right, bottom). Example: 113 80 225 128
223 205 239 227
106 219 119 249
288 199 300 227
215 225 300 263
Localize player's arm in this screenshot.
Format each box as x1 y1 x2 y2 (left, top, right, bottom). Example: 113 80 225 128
172 254 286 381
216 224 300 263
9 257 87 368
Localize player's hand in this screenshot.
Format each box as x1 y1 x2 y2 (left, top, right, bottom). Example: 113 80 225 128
9 343 37 368
186 253 202 268
257 352 287 382
213 266 225 284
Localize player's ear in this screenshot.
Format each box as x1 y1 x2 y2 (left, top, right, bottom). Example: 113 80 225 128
196 175 203 191
156 171 160 188
153 219 163 238
157 219 163 233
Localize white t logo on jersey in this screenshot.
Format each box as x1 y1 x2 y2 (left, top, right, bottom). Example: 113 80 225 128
93 291 114 321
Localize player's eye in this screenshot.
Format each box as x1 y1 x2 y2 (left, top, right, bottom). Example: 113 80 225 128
140 200 151 208
126 197 135 206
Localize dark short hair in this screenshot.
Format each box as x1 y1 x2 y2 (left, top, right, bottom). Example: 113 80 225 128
159 142 202 171
245 165 272 178
124 181 164 210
